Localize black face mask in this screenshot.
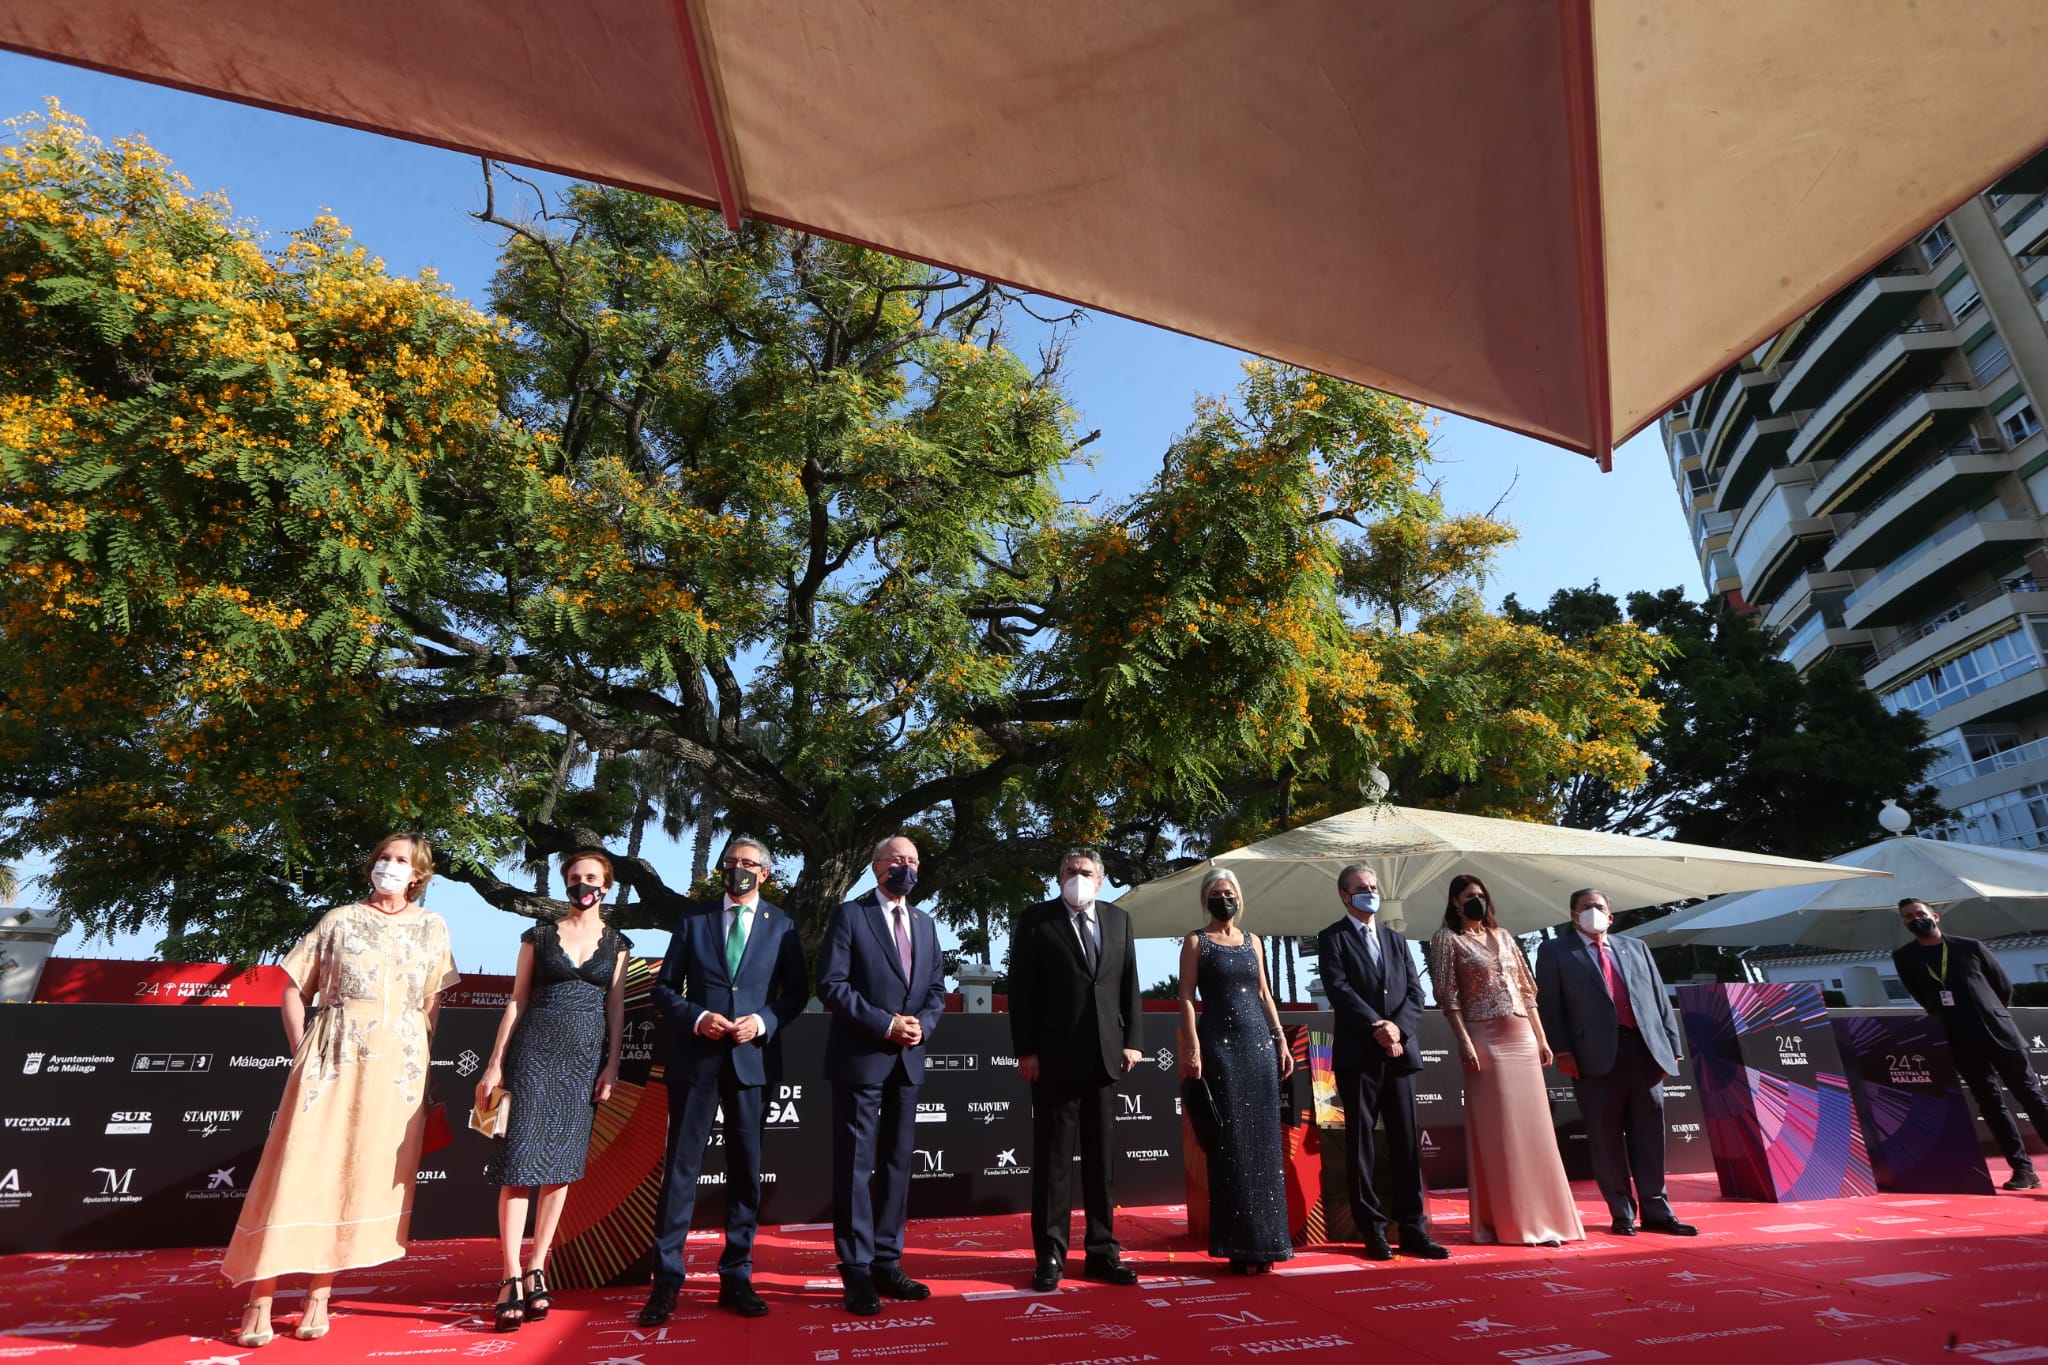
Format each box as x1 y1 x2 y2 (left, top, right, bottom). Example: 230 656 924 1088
567 882 604 909
722 865 760 897
1460 896 1487 921
883 863 918 897
1207 895 1240 920
1908 915 1937 938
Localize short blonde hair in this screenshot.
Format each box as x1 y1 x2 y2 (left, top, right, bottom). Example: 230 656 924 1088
364 833 435 894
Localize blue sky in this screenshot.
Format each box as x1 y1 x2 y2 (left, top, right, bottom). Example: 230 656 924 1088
3 55 1705 980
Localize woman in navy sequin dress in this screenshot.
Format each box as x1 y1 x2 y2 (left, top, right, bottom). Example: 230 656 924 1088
1176 867 1296 1272
477 850 631 1328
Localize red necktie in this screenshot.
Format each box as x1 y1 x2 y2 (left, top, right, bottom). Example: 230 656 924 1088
1598 939 1637 1029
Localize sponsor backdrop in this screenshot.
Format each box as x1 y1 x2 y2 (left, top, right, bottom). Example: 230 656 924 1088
9 996 2030 1264
1678 981 1877 1202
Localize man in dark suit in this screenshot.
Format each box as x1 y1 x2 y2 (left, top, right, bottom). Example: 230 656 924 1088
641 835 809 1324
817 835 949 1313
1535 889 1695 1237
1316 863 1447 1260
1010 846 1143 1292
1893 897 2048 1190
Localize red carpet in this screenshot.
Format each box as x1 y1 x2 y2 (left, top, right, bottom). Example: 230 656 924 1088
5 1176 2047 1364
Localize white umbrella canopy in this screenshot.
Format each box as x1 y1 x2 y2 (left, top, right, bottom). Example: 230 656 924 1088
1110 803 1882 940
1629 835 2048 953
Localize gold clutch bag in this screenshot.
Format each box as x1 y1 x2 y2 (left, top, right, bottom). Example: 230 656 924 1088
468 1087 511 1138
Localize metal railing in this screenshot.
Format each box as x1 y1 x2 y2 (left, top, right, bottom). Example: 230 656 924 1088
1863 574 2042 670
1841 508 2012 617
1841 434 2005 534
1932 733 2048 789
1810 381 1979 507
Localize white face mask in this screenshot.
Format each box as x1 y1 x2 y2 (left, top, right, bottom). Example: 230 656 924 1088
1060 874 1097 911
370 859 413 897
1576 907 1611 935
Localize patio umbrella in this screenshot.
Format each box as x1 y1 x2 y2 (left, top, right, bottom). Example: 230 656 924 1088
1629 835 2048 953
1109 803 1880 939
7 3 2047 463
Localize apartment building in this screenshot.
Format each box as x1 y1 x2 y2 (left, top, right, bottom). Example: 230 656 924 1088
1662 156 2048 851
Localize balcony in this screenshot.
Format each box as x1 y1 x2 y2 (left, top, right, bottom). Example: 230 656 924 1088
1821 438 2009 571
1699 367 1768 474
1785 324 1961 466
1711 413 1804 514
2006 196 2048 259
1841 510 2044 629
1771 271 1936 414
1804 383 1981 513
1789 622 1875 673
1762 567 1857 634
1692 508 1735 557
1730 478 1835 609
1863 575 2048 687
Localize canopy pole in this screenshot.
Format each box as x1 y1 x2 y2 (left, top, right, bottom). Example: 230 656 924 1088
669 0 745 230
1557 0 1614 472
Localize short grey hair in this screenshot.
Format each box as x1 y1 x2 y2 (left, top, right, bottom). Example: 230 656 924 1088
872 834 918 861
1198 867 1242 900
1337 863 1377 895
1059 845 1103 876
722 833 771 865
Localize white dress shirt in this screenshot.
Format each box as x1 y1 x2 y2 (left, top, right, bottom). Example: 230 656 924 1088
695 893 765 1036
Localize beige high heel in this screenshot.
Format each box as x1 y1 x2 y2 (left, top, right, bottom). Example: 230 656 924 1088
236 1298 275 1348
293 1291 331 1341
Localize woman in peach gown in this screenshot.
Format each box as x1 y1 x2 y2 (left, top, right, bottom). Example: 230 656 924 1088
1427 873 1583 1247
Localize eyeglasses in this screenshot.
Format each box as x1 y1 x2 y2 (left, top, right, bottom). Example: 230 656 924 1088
723 857 767 871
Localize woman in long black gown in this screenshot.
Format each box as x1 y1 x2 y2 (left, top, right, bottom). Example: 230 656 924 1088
1176 867 1296 1273
476 850 631 1330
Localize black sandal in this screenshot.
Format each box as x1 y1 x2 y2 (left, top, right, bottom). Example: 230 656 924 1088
523 1268 552 1322
493 1277 524 1332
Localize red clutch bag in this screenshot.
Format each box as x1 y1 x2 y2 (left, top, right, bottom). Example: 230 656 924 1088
420 1102 453 1156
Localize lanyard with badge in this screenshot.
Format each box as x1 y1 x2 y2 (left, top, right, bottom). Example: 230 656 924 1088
1927 939 1954 1008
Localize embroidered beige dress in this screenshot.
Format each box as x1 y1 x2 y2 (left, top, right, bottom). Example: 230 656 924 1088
222 902 460 1283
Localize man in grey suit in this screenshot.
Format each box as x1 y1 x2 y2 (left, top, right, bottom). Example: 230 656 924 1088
1534 889 1697 1238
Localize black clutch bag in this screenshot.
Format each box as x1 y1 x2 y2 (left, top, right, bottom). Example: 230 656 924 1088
1181 1076 1222 1153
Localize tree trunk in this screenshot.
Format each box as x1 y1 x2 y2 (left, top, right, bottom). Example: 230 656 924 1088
784 843 871 965
691 803 715 887
618 800 648 912
531 733 582 896
1283 936 1298 1003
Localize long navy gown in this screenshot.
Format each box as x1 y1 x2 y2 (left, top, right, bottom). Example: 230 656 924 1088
1195 935 1294 1264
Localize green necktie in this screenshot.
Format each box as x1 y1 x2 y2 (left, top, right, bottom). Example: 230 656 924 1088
725 906 746 975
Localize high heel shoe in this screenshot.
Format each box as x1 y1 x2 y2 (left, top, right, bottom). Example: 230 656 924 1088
493 1277 524 1332
293 1291 331 1341
522 1267 552 1323
236 1299 275 1348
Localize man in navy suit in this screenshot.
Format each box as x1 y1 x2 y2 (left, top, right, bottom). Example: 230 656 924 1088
641 834 809 1324
817 835 949 1314
1315 863 1448 1261
1535 889 1696 1237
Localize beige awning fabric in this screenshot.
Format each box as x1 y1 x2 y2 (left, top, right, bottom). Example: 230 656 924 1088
9 2 2047 463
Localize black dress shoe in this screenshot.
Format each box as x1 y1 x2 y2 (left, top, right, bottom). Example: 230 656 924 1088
840 1268 880 1316
637 1283 678 1327
1640 1217 1698 1236
718 1277 769 1317
2005 1168 2044 1191
873 1265 931 1300
1030 1263 1061 1293
1398 1232 1451 1261
1081 1257 1139 1285
1608 1218 1637 1236
1361 1230 1394 1261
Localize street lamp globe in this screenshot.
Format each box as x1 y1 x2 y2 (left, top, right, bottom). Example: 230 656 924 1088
1877 798 1912 836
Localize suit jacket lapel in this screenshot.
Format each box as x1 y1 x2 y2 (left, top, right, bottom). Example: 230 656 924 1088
1056 903 1091 976
868 894 909 984
734 901 773 982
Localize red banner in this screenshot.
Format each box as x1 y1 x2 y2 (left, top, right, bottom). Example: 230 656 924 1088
33 958 514 1009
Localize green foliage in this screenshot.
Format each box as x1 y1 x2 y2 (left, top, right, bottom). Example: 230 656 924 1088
1505 584 1942 858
